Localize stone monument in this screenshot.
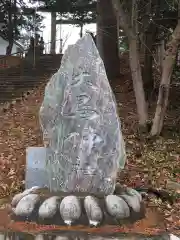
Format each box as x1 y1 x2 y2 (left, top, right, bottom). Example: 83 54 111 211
11 34 143 227
39 33 126 194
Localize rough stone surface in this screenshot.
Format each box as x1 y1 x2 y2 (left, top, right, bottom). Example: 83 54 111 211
120 195 141 212
59 196 82 225
126 187 142 202
38 196 60 219
105 195 130 219
39 34 126 194
11 186 40 207
84 196 103 226
14 194 40 217
11 187 143 225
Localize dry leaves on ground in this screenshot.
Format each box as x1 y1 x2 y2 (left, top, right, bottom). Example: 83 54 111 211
0 75 179 233
0 84 45 197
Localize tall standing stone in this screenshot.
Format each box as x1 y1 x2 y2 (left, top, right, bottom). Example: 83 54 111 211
39 34 126 194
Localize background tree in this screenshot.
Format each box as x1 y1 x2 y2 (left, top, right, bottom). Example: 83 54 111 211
112 0 148 128
19 0 180 135
97 0 120 80
111 0 180 134
151 0 180 136
0 0 44 55
30 0 121 79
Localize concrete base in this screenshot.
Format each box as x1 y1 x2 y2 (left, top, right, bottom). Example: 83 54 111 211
25 147 50 189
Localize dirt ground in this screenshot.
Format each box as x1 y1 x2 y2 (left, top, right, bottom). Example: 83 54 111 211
0 65 179 234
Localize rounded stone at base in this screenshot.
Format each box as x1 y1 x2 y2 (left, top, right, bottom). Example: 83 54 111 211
10 187 145 227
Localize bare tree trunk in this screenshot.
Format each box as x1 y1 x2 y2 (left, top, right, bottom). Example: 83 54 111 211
96 0 120 80
96 0 104 60
117 14 121 57
139 33 146 56
141 1 160 101
6 0 13 55
142 27 156 100
158 40 165 71
129 39 148 126
50 12 56 54
112 0 148 127
13 0 18 38
151 22 180 136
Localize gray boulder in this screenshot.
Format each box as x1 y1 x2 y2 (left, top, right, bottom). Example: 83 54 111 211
39 34 126 194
